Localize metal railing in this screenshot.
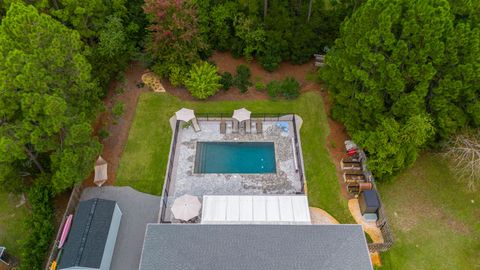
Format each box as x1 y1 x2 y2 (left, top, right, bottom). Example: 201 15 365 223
159 120 180 223
158 113 306 222
195 112 295 121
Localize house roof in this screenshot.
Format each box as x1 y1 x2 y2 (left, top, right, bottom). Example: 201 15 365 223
58 198 117 269
139 224 373 270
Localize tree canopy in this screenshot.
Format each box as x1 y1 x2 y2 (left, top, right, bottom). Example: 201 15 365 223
0 2 101 193
321 0 480 178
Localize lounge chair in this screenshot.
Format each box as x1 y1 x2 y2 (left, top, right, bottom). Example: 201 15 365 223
220 120 226 134
245 119 251 134
256 120 263 134
192 118 201 132
239 121 246 134
232 120 239 133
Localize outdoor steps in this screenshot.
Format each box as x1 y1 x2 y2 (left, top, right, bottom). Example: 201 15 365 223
194 142 207 173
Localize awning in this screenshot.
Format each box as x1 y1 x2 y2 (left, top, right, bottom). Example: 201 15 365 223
201 195 311 224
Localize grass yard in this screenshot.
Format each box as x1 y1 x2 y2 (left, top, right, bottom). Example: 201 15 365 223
378 154 480 270
0 191 28 257
116 92 354 223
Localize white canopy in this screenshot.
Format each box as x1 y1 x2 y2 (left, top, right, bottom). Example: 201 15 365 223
201 195 311 224
94 156 108 187
175 108 196 122
232 108 251 122
171 194 201 221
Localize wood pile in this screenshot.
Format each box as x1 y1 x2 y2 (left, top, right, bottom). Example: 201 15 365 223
142 72 166 93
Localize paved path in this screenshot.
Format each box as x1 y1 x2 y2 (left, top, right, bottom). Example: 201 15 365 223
81 186 160 270
309 207 340 224
348 199 384 243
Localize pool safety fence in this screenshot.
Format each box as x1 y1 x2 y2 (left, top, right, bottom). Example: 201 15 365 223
159 114 306 223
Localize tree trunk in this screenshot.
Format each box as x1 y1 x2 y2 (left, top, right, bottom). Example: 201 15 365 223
24 145 45 173
307 0 313 22
264 0 268 19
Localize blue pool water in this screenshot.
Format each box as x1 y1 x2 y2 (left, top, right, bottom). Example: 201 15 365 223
194 142 276 174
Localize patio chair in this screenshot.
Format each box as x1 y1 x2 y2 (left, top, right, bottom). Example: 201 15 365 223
232 119 239 133
220 120 227 134
256 120 263 134
245 119 251 134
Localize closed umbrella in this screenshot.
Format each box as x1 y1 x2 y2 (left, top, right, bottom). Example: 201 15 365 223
232 108 251 122
171 194 201 221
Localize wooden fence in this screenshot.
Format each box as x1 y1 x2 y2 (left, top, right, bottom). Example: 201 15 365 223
44 184 84 270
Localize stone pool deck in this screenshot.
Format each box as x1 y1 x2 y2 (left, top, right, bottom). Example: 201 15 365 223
164 118 303 222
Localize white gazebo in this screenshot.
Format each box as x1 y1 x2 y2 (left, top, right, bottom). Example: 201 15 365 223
94 156 108 187
175 108 201 132
171 194 202 221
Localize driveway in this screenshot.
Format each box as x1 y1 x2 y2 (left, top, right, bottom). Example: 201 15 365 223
81 186 160 270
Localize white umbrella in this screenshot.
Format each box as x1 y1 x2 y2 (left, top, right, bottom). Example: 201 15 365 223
232 108 251 122
94 156 108 187
171 194 201 221
175 108 196 122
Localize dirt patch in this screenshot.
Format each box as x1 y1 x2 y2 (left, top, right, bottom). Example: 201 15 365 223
84 62 148 187
319 90 352 198
165 51 320 101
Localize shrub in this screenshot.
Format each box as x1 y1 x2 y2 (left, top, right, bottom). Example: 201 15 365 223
20 176 54 270
112 101 125 118
233 64 252 93
266 77 300 99
267 80 282 98
220 72 234 91
255 81 266 91
185 62 222 99
98 129 110 140
282 77 300 99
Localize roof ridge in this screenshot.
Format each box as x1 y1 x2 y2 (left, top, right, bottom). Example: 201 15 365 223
74 198 99 265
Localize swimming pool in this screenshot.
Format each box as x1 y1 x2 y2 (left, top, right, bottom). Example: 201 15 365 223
194 142 276 174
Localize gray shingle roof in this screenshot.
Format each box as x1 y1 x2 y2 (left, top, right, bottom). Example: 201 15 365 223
58 198 116 269
139 224 372 270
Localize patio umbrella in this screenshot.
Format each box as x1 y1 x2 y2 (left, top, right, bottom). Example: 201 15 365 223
232 108 251 122
175 108 196 122
171 194 201 221
94 156 108 187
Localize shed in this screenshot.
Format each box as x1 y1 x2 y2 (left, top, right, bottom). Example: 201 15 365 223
201 195 311 224
359 190 380 215
58 199 122 270
139 224 373 270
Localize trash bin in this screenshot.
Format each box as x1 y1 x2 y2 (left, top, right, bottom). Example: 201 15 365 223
359 190 380 215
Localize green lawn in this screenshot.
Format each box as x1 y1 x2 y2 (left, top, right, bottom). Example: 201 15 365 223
116 92 354 223
378 154 480 270
0 191 28 257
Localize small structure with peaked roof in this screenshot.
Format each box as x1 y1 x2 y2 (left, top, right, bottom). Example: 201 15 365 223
94 156 108 187
58 198 122 270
